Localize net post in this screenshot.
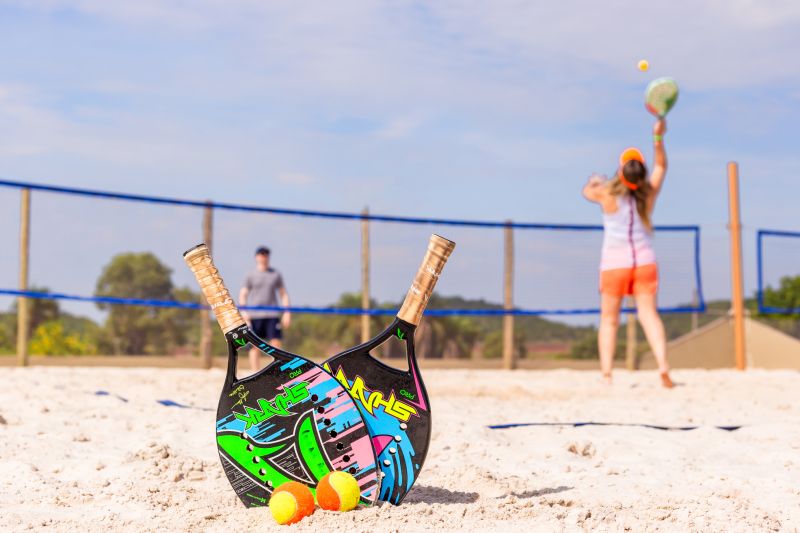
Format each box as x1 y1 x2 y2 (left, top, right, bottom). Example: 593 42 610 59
16 188 31 367
625 297 638 370
360 207 370 344
502 220 516 370
691 289 699 331
727 162 746 370
199 202 214 369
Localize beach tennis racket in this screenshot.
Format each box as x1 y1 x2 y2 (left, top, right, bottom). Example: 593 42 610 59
183 244 379 508
323 234 455 505
645 77 679 117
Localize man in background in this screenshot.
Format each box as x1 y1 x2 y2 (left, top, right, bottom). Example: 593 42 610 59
239 246 291 372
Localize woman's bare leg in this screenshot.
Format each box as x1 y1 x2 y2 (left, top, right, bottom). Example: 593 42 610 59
635 293 673 387
599 293 623 383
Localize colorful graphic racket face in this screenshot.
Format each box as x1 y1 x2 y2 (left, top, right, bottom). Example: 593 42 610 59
323 234 455 505
645 77 679 117
184 244 379 508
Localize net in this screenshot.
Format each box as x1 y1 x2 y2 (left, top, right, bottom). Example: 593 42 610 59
757 230 800 314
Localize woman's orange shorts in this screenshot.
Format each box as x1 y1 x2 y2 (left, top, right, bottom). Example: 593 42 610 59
599 264 658 297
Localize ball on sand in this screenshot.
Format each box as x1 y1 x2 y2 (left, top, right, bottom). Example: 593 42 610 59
638 59 649 72
316 471 361 512
269 482 315 525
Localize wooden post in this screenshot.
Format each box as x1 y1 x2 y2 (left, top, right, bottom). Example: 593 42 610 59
360 207 370 344
199 202 214 369
691 289 699 331
17 188 31 367
727 162 746 370
625 297 638 370
502 221 516 370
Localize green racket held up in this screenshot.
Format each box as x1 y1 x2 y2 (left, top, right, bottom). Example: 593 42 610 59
645 77 679 117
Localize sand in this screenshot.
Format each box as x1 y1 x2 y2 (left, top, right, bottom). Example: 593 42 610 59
1 366 798 532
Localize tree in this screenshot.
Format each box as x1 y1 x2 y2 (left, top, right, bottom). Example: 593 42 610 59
763 275 800 314
760 275 800 339
11 285 60 333
95 252 182 355
29 321 96 356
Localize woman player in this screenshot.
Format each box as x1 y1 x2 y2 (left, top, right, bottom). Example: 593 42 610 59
582 118 673 388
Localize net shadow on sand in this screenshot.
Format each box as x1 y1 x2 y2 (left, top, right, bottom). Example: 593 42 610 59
509 486 573 499
404 485 480 504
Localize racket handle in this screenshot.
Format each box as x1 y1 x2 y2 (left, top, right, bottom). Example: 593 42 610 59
183 244 246 334
397 234 456 326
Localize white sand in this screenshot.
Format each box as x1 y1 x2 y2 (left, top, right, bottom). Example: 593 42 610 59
1 367 798 532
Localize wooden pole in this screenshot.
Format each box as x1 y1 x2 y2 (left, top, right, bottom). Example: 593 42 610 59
360 207 370 344
624 297 638 370
502 221 516 370
727 162 746 370
16 188 31 367
199 202 213 369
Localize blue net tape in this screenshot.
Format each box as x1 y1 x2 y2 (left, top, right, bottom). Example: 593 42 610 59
0 178 706 315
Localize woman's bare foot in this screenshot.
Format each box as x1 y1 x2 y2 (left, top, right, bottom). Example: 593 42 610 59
602 372 613 385
660 371 674 389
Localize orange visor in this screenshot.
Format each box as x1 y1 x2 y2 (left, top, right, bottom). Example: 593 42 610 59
618 147 645 190
619 147 645 167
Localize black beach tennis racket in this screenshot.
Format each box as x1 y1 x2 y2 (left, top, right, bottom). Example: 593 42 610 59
645 77 679 117
323 234 455 505
183 244 379 508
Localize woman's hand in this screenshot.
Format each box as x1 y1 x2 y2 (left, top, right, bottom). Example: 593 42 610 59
653 118 667 137
582 173 607 203
587 173 607 187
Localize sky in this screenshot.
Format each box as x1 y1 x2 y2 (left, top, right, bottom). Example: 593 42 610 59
1 0 799 322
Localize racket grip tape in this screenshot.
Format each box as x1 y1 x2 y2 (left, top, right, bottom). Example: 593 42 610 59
397 234 456 326
183 244 246 334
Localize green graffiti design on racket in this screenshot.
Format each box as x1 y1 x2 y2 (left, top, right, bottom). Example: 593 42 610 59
183 244 379 508
323 234 455 505
645 77 679 117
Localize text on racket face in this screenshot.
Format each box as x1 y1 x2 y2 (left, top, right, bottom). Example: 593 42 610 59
325 365 419 422
231 381 310 429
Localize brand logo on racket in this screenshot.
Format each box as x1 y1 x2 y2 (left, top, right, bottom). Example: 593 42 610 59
232 381 311 429
326 366 418 422
399 389 416 400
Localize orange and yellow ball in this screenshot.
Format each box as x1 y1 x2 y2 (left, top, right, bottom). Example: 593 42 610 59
316 471 361 512
638 59 649 72
269 482 315 525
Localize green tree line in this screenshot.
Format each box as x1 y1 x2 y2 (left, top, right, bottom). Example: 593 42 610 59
1 253 798 358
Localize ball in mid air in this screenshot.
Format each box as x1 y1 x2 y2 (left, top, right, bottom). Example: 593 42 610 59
316 471 361 512
269 481 315 525
638 59 649 72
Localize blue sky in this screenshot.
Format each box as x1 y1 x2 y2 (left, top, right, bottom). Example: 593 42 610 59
1 1 799 321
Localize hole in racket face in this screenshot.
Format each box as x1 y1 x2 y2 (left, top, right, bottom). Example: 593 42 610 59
371 327 411 372
336 442 344 451
235 341 277 372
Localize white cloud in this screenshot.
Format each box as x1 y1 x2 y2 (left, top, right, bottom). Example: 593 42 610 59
375 115 425 139
276 172 314 186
